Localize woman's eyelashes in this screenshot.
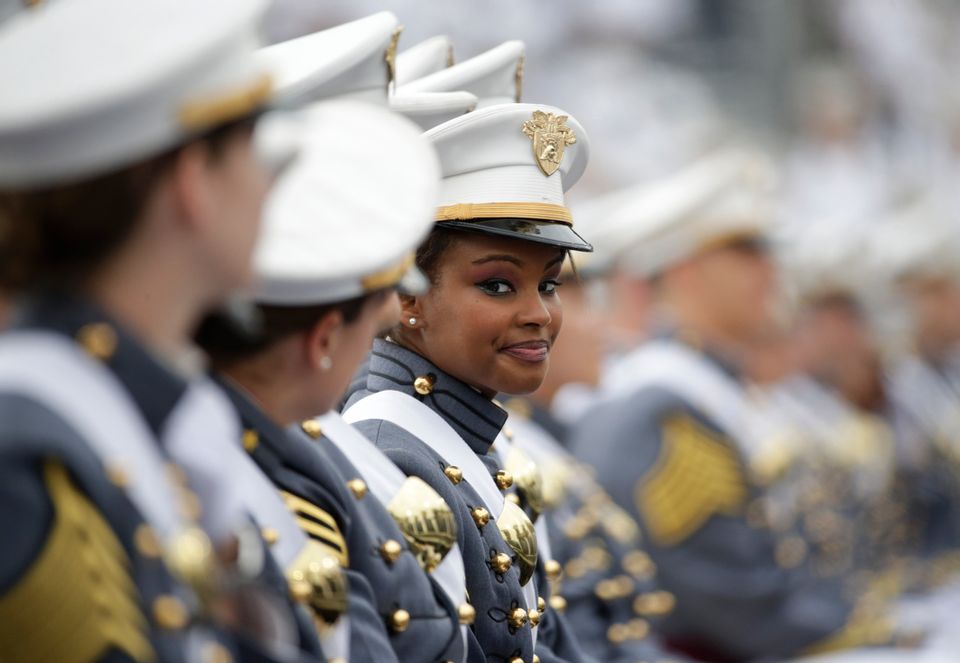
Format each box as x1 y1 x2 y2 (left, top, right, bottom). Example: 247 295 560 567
475 277 563 297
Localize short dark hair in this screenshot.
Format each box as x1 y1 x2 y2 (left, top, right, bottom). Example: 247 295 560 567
195 290 388 368
0 117 256 291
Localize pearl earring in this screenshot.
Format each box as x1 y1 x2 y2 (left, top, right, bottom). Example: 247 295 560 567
319 356 332 371
408 317 417 326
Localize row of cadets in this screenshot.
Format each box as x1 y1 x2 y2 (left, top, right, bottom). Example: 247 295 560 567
341 33 599 663
0 0 330 660
200 11 471 663
567 149 902 661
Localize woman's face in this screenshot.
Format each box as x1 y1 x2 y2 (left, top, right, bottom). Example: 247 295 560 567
405 233 566 397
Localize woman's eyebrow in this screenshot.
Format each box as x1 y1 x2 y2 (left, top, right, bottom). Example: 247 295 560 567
543 253 565 270
472 254 524 267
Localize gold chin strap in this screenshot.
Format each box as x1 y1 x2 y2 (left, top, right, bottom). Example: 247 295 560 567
436 202 573 225
178 73 273 131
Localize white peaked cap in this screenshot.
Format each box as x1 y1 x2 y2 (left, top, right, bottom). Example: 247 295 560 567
253 100 439 305
396 35 454 86
599 149 778 276
399 40 525 108
256 11 400 108
0 0 272 187
389 91 478 131
426 103 592 252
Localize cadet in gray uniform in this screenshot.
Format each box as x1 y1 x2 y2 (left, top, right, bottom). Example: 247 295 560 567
343 103 596 663
196 100 467 662
570 152 893 661
0 0 325 660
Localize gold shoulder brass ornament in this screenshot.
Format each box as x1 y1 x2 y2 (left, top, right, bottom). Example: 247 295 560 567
637 414 747 546
0 463 153 662
521 110 577 177
387 476 457 573
504 446 544 523
281 490 349 566
496 500 538 586
286 540 348 626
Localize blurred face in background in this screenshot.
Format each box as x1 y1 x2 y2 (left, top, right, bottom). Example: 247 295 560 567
676 238 779 344
796 295 886 411
899 276 960 362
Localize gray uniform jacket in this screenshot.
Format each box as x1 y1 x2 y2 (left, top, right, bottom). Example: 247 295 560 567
0 293 323 663
217 377 465 663
343 339 594 663
570 343 864 662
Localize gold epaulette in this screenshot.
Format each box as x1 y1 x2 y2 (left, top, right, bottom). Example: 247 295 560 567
281 491 348 566
801 601 892 655
636 414 747 546
0 463 154 662
387 476 457 573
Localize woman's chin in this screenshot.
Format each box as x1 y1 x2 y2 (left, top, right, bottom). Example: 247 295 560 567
491 365 548 396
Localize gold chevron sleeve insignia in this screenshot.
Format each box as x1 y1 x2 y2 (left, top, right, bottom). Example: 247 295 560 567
636 414 747 547
0 462 154 662
281 490 349 566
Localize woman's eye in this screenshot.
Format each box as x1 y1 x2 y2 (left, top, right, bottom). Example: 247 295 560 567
540 279 562 295
477 279 515 295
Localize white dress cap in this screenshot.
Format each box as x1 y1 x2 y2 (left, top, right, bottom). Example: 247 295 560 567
426 102 592 252
253 100 439 305
396 35 454 86
389 91 477 131
399 40 525 108
600 149 778 276
256 11 400 108
0 0 272 187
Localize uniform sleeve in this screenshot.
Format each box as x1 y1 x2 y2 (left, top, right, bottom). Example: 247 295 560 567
571 390 868 661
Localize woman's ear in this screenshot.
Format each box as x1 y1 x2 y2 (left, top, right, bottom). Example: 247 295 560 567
400 294 425 330
304 309 344 372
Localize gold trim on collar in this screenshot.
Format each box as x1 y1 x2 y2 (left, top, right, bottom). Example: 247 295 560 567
178 73 273 131
361 252 415 292
436 202 573 225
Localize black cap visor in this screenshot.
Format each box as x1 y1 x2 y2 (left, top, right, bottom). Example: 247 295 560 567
437 218 593 252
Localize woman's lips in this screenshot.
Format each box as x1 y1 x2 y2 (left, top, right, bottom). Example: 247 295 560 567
500 340 549 363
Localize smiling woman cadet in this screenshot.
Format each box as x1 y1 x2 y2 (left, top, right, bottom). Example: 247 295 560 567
343 103 593 663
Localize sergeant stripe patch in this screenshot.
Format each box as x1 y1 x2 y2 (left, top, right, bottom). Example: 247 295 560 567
636 414 746 546
281 490 349 566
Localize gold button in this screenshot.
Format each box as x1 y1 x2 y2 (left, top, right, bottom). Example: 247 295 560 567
508 658 523 663
549 595 567 612
390 608 411 633
134 524 163 558
505 493 521 505
347 478 367 499
178 490 203 521
623 550 655 579
444 465 463 484
242 429 259 452
471 506 490 528
528 608 541 627
503 427 515 441
413 375 434 395
537 596 546 612
458 603 476 625
634 591 675 616
508 606 528 629
533 657 540 663
494 470 513 490
76 323 117 361
380 539 403 563
491 552 512 574
288 578 313 603
544 559 562 582
301 419 323 439
166 463 188 485
261 527 279 546
608 622 629 644
202 642 233 663
153 595 189 630
106 463 129 488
